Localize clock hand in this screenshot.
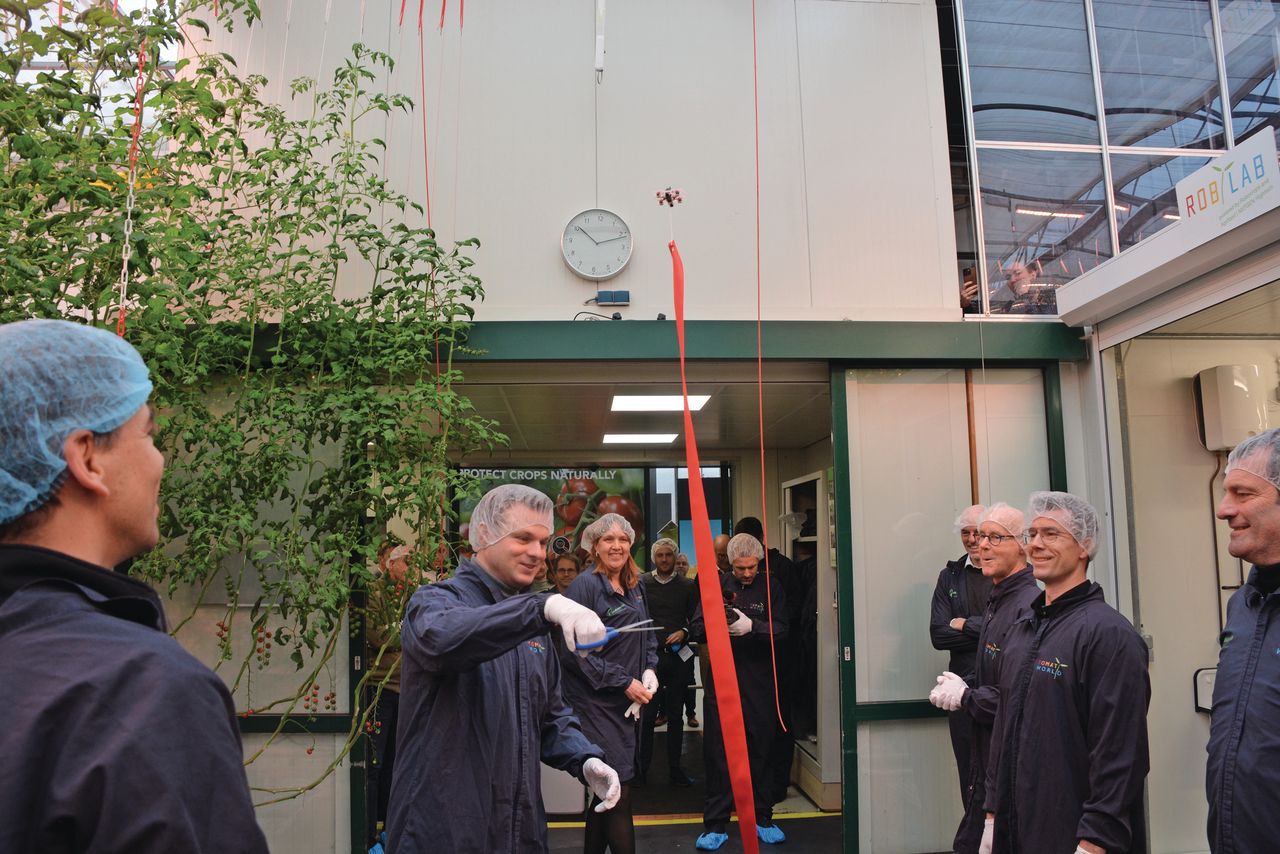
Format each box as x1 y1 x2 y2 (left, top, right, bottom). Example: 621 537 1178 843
599 235 628 243
576 226 600 246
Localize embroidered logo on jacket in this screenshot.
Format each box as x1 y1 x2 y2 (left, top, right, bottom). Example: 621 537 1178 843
985 641 1001 658
1219 631 1234 648
745 601 766 615
1034 657 1070 679
526 640 546 654
605 604 628 617
949 588 958 598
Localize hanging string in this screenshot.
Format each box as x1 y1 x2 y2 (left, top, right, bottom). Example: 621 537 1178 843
749 0 787 732
117 32 148 337
668 226 761 854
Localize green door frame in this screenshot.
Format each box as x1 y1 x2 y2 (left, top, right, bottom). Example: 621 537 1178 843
829 360 1072 850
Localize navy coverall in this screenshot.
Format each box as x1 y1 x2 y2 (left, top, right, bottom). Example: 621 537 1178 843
702 571 789 833
557 570 658 784
952 566 1039 854
984 581 1150 854
1206 564 1280 853
930 553 994 797
388 559 605 854
0 545 267 854
638 569 699 779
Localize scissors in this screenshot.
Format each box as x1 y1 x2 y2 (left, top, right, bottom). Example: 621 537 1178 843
578 618 663 650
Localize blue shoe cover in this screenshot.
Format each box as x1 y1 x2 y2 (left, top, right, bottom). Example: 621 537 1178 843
696 831 730 850
368 844 385 854
757 823 787 844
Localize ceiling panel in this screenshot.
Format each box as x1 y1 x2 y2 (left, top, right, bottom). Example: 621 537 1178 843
452 361 831 453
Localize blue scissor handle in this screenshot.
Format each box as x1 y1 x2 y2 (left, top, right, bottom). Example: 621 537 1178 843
576 627 619 651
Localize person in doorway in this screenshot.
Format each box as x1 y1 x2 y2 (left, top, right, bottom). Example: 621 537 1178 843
387 485 621 854
0 319 268 853
1207 428 1280 853
928 503 1038 854
640 537 699 786
551 552 583 594
929 503 992 804
733 516 799 806
558 513 658 854
713 533 732 577
676 550 702 728
696 533 789 850
981 492 1149 854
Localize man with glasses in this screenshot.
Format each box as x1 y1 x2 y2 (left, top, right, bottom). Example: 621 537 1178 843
981 492 1149 854
928 503 1039 854
640 537 699 787
1207 428 1280 853
929 504 992 803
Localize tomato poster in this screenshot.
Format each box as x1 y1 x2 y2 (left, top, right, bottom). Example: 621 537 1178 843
456 467 647 561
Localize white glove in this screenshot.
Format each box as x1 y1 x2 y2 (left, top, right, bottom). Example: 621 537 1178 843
979 816 994 854
641 668 659 694
582 757 621 812
1073 848 1091 854
624 701 642 720
931 671 967 712
544 594 606 653
727 608 752 636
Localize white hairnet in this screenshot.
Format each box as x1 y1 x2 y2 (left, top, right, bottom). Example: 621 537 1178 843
954 504 986 532
1027 491 1100 557
1226 428 1280 492
0 319 153 526
581 512 635 554
651 537 678 560
981 502 1025 538
468 484 554 552
727 532 764 562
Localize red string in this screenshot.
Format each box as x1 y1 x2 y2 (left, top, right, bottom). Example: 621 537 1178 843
438 0 446 30
399 0 407 26
57 0 63 26
417 25 432 228
459 0 464 27
672 241 760 854
118 37 147 338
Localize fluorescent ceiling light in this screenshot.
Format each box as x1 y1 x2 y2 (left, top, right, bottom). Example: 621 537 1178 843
1162 213 1181 221
603 433 679 444
611 395 709 412
1015 207 1085 219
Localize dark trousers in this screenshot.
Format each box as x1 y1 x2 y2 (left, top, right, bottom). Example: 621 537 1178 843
702 698 773 831
768 640 797 804
366 688 400 842
947 705 975 807
641 650 688 776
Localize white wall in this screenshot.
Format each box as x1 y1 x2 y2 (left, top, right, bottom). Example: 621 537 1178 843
196 0 960 323
1110 336 1280 854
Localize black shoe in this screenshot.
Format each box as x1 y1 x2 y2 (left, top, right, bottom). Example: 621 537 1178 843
669 769 696 787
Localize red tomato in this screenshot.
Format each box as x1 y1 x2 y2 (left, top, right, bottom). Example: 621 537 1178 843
556 478 599 526
595 494 642 533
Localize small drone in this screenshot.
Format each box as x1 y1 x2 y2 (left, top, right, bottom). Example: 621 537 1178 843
655 187 684 207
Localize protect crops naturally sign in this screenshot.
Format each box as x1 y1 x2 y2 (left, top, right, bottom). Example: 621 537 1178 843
1175 130 1279 248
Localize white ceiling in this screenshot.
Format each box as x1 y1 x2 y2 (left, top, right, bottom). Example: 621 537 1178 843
1158 278 1280 336
455 361 832 455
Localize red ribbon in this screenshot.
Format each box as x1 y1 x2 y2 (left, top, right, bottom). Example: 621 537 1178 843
671 240 760 854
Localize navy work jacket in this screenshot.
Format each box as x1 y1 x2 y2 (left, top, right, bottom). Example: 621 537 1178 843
984 581 1150 854
388 558 604 854
0 545 267 854
953 566 1039 854
1207 565 1280 854
712 572 788 728
557 570 658 781
930 554 992 682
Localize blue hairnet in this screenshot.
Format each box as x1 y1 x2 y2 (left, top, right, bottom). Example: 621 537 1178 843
0 319 153 525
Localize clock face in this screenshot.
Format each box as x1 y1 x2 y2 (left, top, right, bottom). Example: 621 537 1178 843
561 208 633 281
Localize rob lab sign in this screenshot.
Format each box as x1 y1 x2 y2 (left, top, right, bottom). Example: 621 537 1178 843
1174 131 1279 248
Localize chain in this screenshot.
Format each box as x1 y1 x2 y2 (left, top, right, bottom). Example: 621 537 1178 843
117 37 147 336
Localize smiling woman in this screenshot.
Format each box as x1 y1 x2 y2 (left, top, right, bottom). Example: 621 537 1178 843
556 512 658 854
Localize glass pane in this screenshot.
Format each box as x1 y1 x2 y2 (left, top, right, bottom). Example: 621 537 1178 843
1221 0 1280 146
951 145 981 314
978 148 1113 315
1111 152 1213 249
1093 0 1225 149
963 0 1101 144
